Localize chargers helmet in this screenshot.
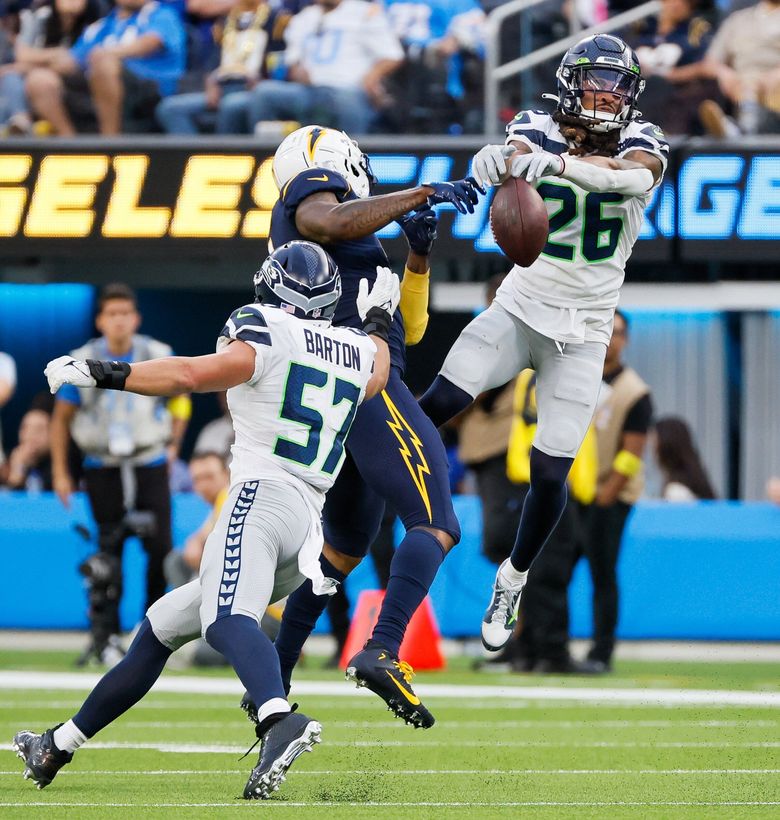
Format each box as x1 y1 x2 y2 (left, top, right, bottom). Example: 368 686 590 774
254 241 341 321
554 34 645 132
272 125 377 199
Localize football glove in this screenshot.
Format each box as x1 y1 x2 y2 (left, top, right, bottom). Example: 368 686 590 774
472 144 516 188
397 205 438 255
45 356 96 394
424 178 484 214
357 266 401 343
510 151 565 185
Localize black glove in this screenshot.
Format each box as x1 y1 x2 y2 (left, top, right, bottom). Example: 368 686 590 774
397 205 439 255
424 177 485 214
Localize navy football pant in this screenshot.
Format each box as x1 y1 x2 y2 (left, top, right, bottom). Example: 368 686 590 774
323 366 461 554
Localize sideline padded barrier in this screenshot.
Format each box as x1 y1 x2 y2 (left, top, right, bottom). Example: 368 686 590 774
0 494 777 639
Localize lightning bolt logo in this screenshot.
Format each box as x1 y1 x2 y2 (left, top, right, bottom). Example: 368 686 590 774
381 390 432 523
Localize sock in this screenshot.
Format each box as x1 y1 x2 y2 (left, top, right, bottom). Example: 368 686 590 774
205 614 287 709
371 529 445 656
256 697 291 725
71 618 171 739
509 447 573 572
418 375 473 428
52 719 87 754
499 561 528 588
275 554 347 693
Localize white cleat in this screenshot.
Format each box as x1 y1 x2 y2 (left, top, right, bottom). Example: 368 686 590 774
481 559 526 652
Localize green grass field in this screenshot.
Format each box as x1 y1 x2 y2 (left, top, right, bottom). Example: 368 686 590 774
1 649 778 819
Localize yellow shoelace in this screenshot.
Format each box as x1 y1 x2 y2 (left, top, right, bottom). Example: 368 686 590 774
393 660 415 684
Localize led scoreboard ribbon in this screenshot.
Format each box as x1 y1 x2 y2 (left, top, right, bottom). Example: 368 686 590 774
0 143 778 261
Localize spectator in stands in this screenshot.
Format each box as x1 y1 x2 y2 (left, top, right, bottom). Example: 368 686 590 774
193 391 233 459
0 350 16 472
1 408 52 491
0 0 101 135
163 451 228 588
24 0 185 135
156 0 289 134
247 0 403 135
51 283 190 662
584 310 653 673
630 0 716 135
698 0 780 136
653 416 716 501
384 0 485 132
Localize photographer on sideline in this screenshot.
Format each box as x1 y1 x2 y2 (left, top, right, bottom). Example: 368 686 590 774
50 283 190 662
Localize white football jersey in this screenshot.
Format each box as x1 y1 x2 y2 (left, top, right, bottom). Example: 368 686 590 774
217 304 377 510
497 110 669 338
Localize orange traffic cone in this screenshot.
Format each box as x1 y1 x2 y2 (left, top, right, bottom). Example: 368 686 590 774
339 590 446 670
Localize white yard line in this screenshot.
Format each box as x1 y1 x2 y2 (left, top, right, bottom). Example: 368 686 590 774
1 670 779 707
0 769 778 776
5 740 776 753
4 631 780 662
1 801 779 808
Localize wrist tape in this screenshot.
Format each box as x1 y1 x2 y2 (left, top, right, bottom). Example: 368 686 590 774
361 306 392 343
86 359 131 390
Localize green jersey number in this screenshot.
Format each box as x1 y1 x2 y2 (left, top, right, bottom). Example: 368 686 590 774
273 362 361 474
537 183 625 263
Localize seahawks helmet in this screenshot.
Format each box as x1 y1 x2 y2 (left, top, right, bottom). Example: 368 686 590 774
554 34 645 132
272 125 377 198
254 241 341 321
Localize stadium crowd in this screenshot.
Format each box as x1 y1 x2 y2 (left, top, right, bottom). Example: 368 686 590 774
0 0 778 137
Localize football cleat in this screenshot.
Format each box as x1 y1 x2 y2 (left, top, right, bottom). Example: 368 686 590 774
345 642 434 729
12 726 73 789
481 559 526 652
240 690 259 724
243 711 321 800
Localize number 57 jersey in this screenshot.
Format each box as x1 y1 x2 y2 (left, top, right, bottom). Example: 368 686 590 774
502 109 669 315
218 303 377 511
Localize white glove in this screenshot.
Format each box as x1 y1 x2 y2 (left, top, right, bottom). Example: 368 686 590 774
45 355 95 394
472 144 516 188
510 151 565 185
357 266 401 321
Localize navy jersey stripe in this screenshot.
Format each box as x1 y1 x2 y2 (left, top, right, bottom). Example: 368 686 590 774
507 127 568 155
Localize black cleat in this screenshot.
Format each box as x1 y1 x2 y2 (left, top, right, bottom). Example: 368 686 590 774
12 726 73 789
243 711 321 800
345 643 435 729
240 690 258 724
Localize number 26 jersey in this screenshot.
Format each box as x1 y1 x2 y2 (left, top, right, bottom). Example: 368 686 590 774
502 109 669 313
218 303 377 510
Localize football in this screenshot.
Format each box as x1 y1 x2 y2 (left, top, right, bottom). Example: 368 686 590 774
489 177 549 267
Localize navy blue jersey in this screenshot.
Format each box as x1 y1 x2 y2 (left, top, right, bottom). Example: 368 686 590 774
270 168 407 372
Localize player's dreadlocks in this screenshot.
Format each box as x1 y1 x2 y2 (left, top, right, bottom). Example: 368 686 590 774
552 111 621 157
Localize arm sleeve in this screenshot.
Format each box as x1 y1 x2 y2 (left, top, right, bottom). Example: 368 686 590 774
217 305 272 385
281 168 352 221
399 269 429 345
622 393 653 434
558 157 656 196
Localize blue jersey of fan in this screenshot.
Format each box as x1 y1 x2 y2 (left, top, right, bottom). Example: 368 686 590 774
270 168 407 373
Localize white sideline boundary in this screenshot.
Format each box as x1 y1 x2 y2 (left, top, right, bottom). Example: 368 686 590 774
1 670 779 707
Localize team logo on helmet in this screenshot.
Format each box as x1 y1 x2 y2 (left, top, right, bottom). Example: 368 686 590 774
254 241 341 322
